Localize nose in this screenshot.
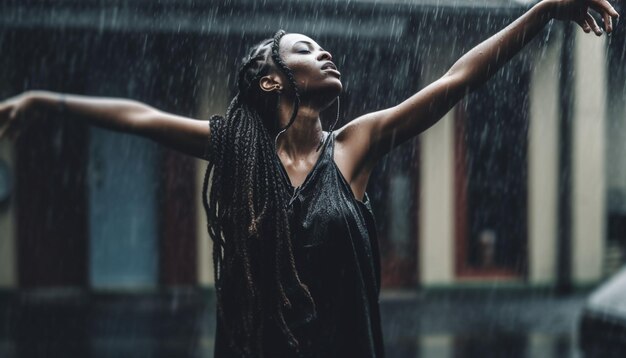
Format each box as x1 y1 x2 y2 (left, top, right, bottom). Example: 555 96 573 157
318 50 332 61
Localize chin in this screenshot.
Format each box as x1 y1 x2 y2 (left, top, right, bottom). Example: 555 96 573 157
326 80 342 97
304 83 343 110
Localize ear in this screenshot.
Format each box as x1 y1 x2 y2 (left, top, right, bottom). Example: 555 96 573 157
259 75 283 93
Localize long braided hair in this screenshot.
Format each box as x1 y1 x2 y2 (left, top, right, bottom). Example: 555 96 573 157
201 30 329 357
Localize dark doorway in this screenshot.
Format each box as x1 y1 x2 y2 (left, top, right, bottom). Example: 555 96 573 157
455 64 530 278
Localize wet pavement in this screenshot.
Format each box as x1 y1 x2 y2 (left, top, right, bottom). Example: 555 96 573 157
380 289 585 358
0 288 588 358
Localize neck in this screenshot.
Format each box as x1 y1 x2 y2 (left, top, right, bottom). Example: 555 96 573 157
275 96 324 159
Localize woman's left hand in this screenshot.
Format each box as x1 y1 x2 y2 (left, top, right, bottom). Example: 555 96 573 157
543 0 620 35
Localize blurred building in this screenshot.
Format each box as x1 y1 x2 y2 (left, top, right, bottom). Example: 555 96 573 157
0 0 624 295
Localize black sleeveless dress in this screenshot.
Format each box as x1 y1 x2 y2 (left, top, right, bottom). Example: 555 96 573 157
213 131 385 358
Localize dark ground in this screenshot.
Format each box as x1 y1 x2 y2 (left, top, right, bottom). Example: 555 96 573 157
0 288 589 358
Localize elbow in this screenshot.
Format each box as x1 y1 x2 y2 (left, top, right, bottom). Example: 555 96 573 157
127 106 159 135
444 64 469 81
444 66 492 94
442 69 468 86
438 72 470 102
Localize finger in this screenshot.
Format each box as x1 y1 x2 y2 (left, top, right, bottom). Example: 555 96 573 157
575 16 593 32
600 0 620 18
601 6 613 32
585 12 603 35
590 0 620 26
592 0 614 33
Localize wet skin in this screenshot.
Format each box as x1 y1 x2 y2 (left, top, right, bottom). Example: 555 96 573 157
0 1 619 204
255 0 621 202
256 33 371 201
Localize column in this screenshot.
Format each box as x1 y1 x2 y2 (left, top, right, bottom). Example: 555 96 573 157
571 31 607 284
528 34 560 284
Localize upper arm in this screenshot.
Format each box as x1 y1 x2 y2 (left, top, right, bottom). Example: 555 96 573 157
133 109 211 160
337 73 466 172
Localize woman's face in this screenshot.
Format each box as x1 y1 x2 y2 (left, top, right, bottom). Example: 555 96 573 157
271 33 343 108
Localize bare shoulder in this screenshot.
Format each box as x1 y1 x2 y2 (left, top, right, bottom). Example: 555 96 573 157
332 109 389 201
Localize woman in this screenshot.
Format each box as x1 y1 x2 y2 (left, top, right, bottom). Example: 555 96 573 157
0 0 619 356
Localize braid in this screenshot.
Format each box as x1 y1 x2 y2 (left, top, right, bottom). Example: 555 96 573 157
271 29 301 152
202 30 316 357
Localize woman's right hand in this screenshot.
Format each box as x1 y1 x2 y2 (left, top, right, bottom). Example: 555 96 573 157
0 91 43 141
544 0 620 35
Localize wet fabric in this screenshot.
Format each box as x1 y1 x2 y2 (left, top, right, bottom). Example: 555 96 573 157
213 131 385 358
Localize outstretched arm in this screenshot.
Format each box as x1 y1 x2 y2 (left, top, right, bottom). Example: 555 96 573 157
336 0 619 180
0 90 210 159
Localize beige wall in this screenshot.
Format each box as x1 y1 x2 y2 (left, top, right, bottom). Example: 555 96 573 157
528 35 560 284
572 30 607 284
0 140 17 288
526 27 608 286
419 110 455 285
417 41 460 286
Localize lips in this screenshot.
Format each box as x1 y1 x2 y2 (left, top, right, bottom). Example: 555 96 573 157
321 62 340 77
321 62 337 71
